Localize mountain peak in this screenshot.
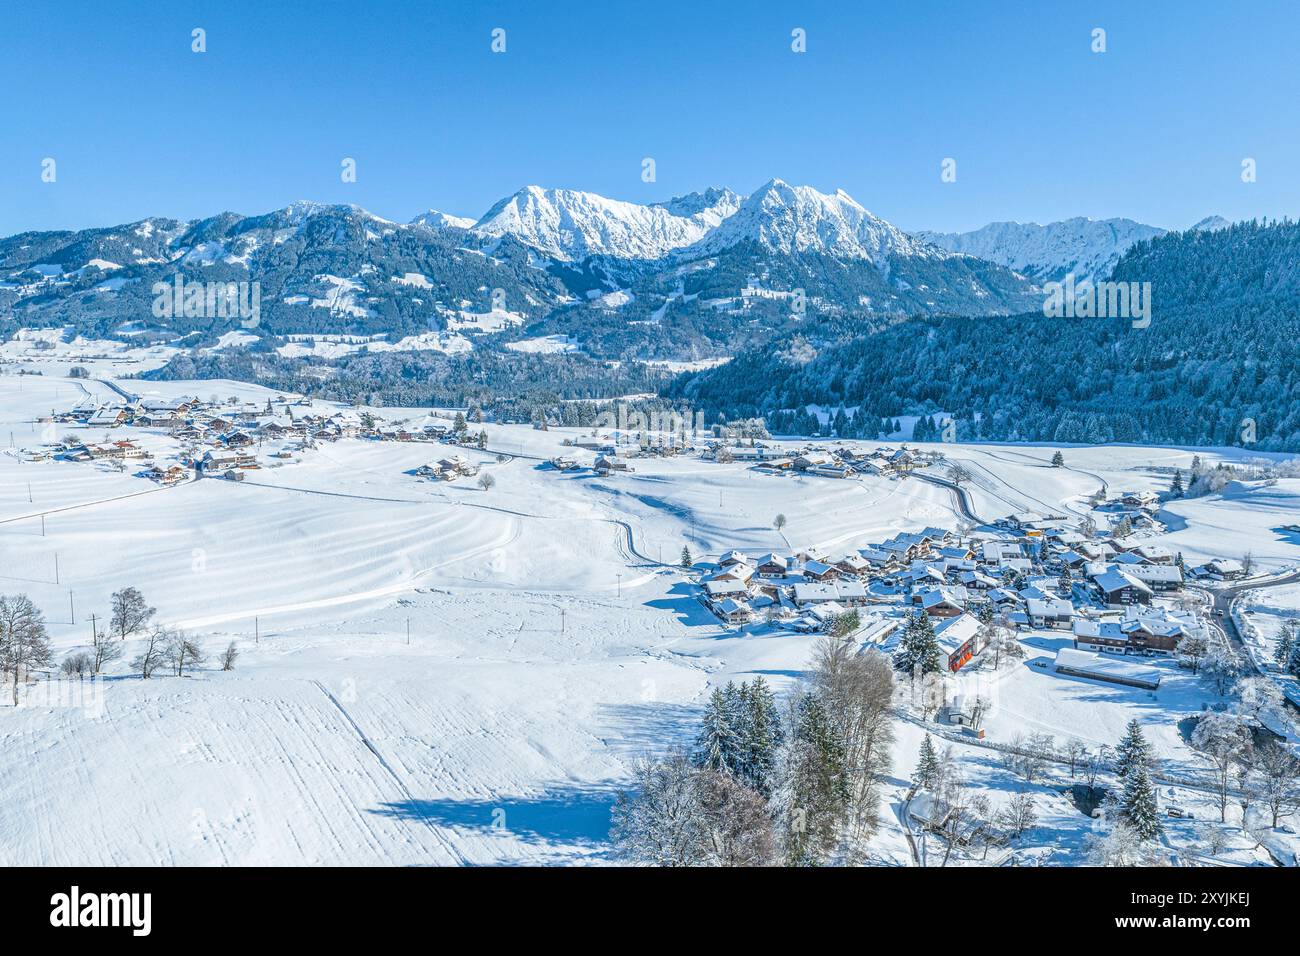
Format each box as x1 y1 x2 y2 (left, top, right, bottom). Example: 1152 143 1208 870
915 216 1166 282
687 180 921 263
470 184 741 261
410 209 476 230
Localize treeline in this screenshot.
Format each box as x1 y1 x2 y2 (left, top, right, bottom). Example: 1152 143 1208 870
610 641 894 866
668 220 1300 450
143 347 668 422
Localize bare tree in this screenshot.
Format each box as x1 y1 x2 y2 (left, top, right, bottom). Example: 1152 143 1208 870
91 621 122 674
1176 631 1210 674
948 463 972 487
0 593 55 705
692 769 775 866
1062 738 1088 778
1083 744 1112 790
110 586 155 641
1192 712 1254 823
773 513 787 533
60 652 92 679
477 472 496 492
219 641 239 672
610 751 772 866
164 631 204 677
1084 821 1168 866
999 790 1039 838
810 641 896 851
1253 740 1300 829
132 626 168 679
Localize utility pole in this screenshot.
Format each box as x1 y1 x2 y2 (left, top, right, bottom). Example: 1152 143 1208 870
617 573 623 599
40 514 45 537
89 613 98 643
560 608 565 634
255 616 259 644
54 553 59 585
406 616 410 645
69 589 74 625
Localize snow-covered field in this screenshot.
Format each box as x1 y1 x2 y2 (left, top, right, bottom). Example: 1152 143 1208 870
2 353 1299 866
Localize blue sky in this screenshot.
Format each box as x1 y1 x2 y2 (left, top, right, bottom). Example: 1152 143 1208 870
2 0 1298 236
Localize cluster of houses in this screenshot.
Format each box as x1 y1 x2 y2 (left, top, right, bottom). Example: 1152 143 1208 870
699 441 934 479
415 454 479 482
40 394 500 483
690 509 1225 681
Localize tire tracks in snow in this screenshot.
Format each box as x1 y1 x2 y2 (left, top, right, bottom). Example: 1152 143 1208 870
312 679 467 866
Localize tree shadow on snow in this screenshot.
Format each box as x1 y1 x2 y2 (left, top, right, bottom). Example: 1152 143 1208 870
370 786 619 854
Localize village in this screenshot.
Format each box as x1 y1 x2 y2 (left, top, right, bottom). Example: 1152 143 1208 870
2 360 1299 868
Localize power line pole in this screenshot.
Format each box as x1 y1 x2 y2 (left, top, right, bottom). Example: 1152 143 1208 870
406 616 410 645
254 616 259 644
54 553 59 585
69 589 74 625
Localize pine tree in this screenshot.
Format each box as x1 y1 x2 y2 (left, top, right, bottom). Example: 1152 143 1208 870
1274 623 1296 670
1287 635 1300 679
1114 719 1151 781
1120 761 1163 839
1051 450 1065 467
738 677 783 797
1058 565 1073 594
895 612 943 675
781 693 851 865
680 546 693 569
912 734 940 791
1170 470 1184 497
977 603 994 627
694 685 742 775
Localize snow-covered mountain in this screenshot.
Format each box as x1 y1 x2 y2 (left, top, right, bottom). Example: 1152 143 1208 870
914 217 1167 283
410 209 476 230
470 185 740 261
1191 215 1231 232
685 179 934 264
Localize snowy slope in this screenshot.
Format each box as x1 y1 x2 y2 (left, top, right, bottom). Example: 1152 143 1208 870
915 217 1166 282
470 185 741 260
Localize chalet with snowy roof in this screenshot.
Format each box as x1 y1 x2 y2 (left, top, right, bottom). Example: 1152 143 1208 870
792 580 868 607
933 613 985 672
1119 490 1160 510
1072 607 1188 655
914 585 968 618
200 450 252 472
1093 568 1154 607
983 541 1023 564
713 598 753 625
1131 543 1175 565
86 406 127 428
1125 563 1184 590
801 560 840 582
709 562 755 585
593 455 631 476
719 550 748 568
755 553 789 577
1025 597 1073 628
704 579 750 600
958 569 998 590
1193 558 1245 580
835 554 872 578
